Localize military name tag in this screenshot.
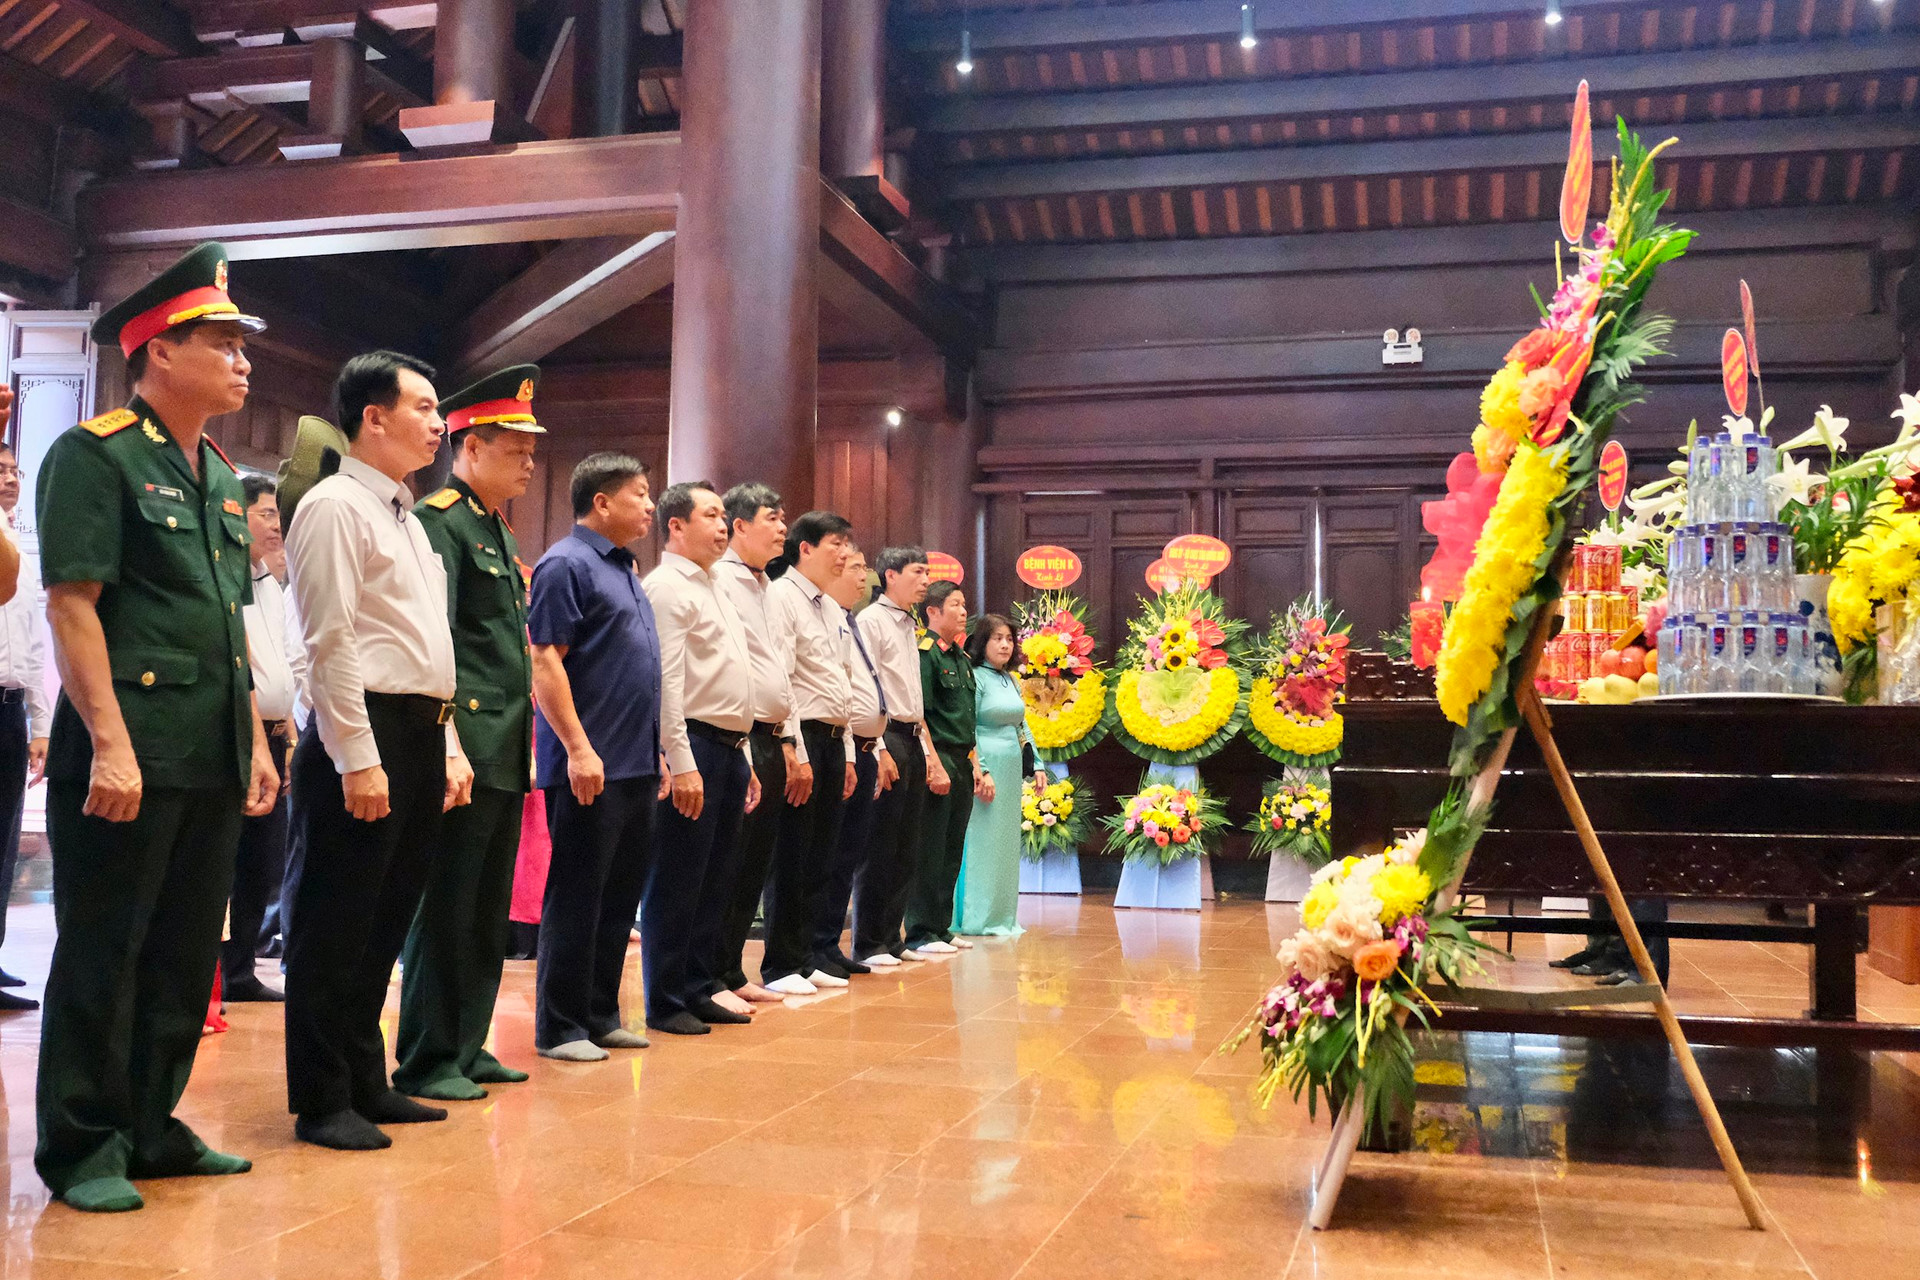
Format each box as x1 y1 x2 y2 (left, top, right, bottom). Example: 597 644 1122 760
144 483 186 501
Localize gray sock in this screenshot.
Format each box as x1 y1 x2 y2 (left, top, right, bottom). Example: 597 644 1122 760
538 1039 610 1062
593 1028 650 1050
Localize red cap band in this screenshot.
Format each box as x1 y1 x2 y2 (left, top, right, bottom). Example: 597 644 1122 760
118 285 241 358
446 396 538 433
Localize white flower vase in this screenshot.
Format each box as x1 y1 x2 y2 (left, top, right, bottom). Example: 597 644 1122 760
1265 854 1314 903
1019 760 1083 894
1794 572 1843 697
1114 763 1205 911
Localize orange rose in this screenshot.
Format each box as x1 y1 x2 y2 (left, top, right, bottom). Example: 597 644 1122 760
1505 327 1556 368
1352 939 1402 983
1517 366 1566 420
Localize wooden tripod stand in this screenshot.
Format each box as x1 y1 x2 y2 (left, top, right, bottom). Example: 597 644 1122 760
1306 600 1767 1232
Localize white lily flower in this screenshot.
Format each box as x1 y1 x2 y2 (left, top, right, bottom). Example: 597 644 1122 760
1893 392 1920 438
1766 453 1822 507
1776 404 1850 456
1622 562 1665 598
1722 413 1759 443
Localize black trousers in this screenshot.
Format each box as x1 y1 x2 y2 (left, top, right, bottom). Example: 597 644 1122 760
647 733 749 1020
395 784 524 1092
283 698 447 1119
536 775 656 1049
36 779 243 1195
760 721 849 983
813 744 879 966
709 729 785 995
905 744 975 948
0 697 28 953
851 725 926 960
222 721 290 988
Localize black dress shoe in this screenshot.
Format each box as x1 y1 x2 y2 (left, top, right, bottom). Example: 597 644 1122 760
811 958 851 982
0 990 39 1012
830 953 871 976
647 1011 712 1036
223 979 286 1003
687 996 751 1026
1547 945 1601 971
1594 969 1640 987
0 968 26 988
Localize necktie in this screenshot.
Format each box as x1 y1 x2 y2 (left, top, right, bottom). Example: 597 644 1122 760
850 622 887 717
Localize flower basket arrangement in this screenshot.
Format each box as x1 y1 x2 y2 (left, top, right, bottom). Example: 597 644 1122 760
1101 779 1226 867
1247 779 1333 866
1244 599 1351 768
1228 790 1493 1139
1019 774 1093 861
1012 592 1115 761
1111 583 1249 765
1435 111 1693 776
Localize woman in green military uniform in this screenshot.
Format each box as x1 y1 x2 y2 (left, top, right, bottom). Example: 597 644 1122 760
33 243 281 1213
394 365 545 1101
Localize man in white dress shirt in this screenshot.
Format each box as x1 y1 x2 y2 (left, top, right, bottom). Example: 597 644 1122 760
283 351 475 1151
221 474 296 1003
0 440 49 1011
851 547 934 967
640 481 760 1035
761 511 858 994
812 546 897 980
710 482 797 1014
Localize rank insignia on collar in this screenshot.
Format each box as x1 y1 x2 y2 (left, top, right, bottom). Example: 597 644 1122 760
467 496 486 517
142 422 168 445
223 498 244 515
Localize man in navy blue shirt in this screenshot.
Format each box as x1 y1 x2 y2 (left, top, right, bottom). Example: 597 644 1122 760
526 453 666 1061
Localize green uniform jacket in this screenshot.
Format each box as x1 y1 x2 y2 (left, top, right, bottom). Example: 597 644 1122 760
416 475 533 793
35 398 253 791
920 633 977 751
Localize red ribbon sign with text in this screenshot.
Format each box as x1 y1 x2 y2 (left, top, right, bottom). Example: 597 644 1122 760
1598 440 1629 512
1144 558 1182 593
926 551 965 584
1162 533 1231 581
1016 545 1083 591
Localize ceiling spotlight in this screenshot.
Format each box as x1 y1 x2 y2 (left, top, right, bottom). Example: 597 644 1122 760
1239 3 1257 49
956 27 973 76
1544 0 1564 25
885 407 905 428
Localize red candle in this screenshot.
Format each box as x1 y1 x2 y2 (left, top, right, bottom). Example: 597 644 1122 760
1410 601 1444 669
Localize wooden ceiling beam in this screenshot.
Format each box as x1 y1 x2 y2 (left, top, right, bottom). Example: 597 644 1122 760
924 34 1920 135
893 0 1617 54
0 197 79 283
942 114 1920 200
79 131 682 256
189 1 438 45
136 42 316 108
0 42 134 132
818 176 983 361
964 205 1920 284
446 231 677 378
55 0 202 58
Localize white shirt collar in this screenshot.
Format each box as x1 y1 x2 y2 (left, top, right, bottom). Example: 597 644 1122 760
337 455 412 514
661 550 716 582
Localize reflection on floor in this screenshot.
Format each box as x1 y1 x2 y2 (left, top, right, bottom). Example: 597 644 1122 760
0 895 1913 1278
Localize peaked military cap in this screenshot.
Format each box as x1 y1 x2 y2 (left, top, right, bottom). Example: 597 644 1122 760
92 242 266 359
438 364 544 435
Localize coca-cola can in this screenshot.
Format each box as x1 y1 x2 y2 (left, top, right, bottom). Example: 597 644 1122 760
1591 545 1622 594
1587 631 1615 674
1561 592 1588 634
1565 634 1593 682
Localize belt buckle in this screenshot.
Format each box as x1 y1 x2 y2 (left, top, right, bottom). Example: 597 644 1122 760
436 700 455 725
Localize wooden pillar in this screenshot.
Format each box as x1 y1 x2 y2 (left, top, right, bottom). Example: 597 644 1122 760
574 0 635 138
820 0 908 232
821 0 884 180
281 36 366 159
668 0 821 507
918 368 983 579
400 0 519 147
434 0 514 105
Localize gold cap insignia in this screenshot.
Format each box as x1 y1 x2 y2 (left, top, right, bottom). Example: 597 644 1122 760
516 379 535 402
214 259 228 291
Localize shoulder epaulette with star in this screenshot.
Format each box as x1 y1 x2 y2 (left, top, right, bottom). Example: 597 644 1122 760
918 634 935 652
79 408 138 438
423 488 462 510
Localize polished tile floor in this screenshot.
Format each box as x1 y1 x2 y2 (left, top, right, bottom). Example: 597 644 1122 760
0 895 1913 1279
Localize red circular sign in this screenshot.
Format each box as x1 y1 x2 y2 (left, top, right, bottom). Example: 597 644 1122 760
1597 440 1629 512
1162 533 1231 580
1016 545 1083 590
1144 558 1183 593
926 551 965 584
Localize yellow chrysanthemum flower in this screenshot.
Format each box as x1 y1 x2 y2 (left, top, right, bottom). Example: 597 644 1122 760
1300 881 1340 930
1114 667 1240 752
1025 669 1108 749
1372 864 1434 925
1435 443 1568 725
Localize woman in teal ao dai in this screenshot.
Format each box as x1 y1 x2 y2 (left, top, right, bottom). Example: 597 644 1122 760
954 615 1040 936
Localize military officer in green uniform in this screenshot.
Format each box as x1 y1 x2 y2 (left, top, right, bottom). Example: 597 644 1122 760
903 579 985 954
34 243 281 1213
393 365 544 1101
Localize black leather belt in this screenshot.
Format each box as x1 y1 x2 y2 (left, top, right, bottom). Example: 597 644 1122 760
0 688 26 705
688 719 748 750
886 718 921 737
367 692 455 725
750 720 785 739
261 718 290 739
802 720 847 741
856 735 881 754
